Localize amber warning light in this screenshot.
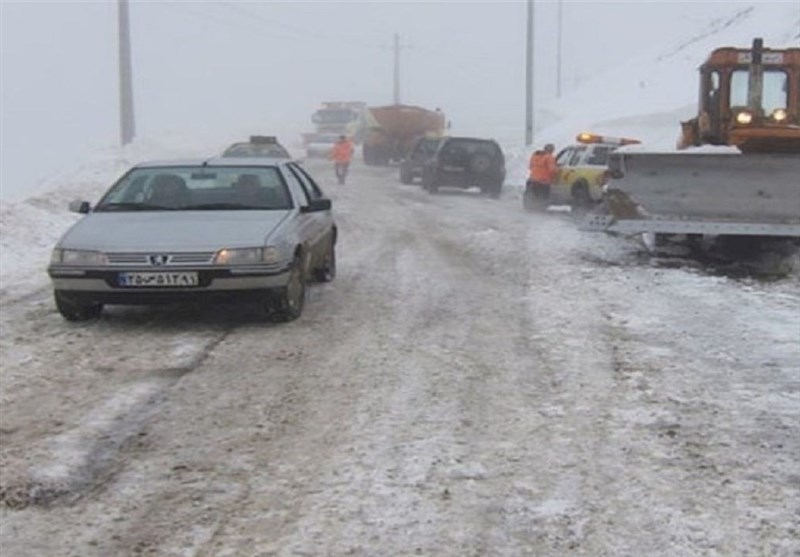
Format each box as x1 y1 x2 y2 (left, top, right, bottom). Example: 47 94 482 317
576 132 640 146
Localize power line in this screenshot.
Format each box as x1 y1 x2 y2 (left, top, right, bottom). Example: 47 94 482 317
211 2 387 50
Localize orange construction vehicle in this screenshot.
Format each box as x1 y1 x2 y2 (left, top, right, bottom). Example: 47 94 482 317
587 38 800 239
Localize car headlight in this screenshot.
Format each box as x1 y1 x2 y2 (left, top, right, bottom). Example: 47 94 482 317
771 108 788 122
51 249 107 266
736 110 753 125
213 247 281 265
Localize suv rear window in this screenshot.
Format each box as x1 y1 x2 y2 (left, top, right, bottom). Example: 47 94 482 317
440 139 499 162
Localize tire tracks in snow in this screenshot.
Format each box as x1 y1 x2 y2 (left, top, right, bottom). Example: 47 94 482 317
0 325 231 509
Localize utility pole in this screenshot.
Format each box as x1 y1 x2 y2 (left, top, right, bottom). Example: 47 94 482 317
118 0 135 145
393 33 401 105
525 0 534 145
556 0 563 98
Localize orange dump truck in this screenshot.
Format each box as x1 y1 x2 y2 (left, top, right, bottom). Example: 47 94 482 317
362 105 446 166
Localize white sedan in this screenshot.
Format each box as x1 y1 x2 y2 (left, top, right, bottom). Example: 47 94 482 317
48 158 337 322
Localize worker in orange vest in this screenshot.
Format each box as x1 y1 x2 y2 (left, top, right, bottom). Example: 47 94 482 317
524 143 557 211
330 135 355 185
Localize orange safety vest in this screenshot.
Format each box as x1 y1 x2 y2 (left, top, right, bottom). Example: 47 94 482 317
330 140 354 163
529 151 557 184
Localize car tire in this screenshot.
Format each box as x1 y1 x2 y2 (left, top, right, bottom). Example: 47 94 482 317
313 239 336 283
422 169 439 194
270 254 306 322
570 182 593 216
55 291 103 322
399 165 413 185
486 181 502 199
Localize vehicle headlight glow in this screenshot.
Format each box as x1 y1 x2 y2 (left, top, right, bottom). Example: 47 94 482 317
771 108 788 122
51 249 107 266
214 247 281 265
736 110 753 125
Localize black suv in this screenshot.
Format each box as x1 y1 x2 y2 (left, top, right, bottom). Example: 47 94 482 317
421 137 505 198
399 136 444 184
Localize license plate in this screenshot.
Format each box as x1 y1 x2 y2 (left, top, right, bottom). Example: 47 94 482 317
118 272 199 287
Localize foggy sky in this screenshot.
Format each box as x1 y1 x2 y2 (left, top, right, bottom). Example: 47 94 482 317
0 0 793 201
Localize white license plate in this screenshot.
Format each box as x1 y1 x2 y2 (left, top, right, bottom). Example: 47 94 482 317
118 272 199 287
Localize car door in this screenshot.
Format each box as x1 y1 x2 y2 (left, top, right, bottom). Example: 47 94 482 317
286 163 333 271
553 146 578 202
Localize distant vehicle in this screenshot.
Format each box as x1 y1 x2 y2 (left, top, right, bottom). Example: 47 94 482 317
309 101 369 143
222 135 292 159
305 133 341 158
363 104 447 166
421 136 505 198
528 132 639 212
399 136 445 184
48 158 336 322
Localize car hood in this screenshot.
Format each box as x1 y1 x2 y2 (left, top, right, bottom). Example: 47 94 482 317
59 210 291 251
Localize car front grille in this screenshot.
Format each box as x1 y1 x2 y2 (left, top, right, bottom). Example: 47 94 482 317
106 251 217 266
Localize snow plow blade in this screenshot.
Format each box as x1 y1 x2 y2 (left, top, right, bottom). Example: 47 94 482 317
582 151 800 237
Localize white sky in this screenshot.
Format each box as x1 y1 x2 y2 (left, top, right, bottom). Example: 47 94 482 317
1 0 798 201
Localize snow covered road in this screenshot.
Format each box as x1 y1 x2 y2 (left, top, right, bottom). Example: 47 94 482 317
1 160 798 556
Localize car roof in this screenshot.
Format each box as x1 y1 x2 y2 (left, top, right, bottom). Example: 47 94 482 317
444 136 499 144
132 157 290 169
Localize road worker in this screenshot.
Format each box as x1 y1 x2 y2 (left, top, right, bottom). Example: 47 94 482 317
330 135 355 185
524 143 557 211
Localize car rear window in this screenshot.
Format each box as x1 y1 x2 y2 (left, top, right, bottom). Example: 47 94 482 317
442 140 500 158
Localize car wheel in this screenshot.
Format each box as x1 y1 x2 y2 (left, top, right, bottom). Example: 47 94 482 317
422 169 439 194
487 182 502 199
570 182 593 216
313 239 336 283
55 291 103 322
399 165 413 185
271 254 306 322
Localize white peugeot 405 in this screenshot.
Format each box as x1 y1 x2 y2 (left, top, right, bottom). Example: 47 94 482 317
48 157 337 322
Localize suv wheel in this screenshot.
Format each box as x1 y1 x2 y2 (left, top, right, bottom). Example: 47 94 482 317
399 164 413 185
422 169 439 194
480 183 502 199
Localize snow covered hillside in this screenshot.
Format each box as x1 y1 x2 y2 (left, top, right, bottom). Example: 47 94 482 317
503 2 800 182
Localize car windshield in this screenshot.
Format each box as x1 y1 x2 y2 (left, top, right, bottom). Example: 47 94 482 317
94 166 293 211
222 143 290 158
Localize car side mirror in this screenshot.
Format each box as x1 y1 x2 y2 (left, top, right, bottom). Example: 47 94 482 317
301 198 332 213
68 200 91 214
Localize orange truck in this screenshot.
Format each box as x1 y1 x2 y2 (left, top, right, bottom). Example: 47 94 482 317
362 104 447 166
588 38 800 239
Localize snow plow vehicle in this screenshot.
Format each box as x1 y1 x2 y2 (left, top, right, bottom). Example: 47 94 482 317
362 104 446 166
584 38 800 239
